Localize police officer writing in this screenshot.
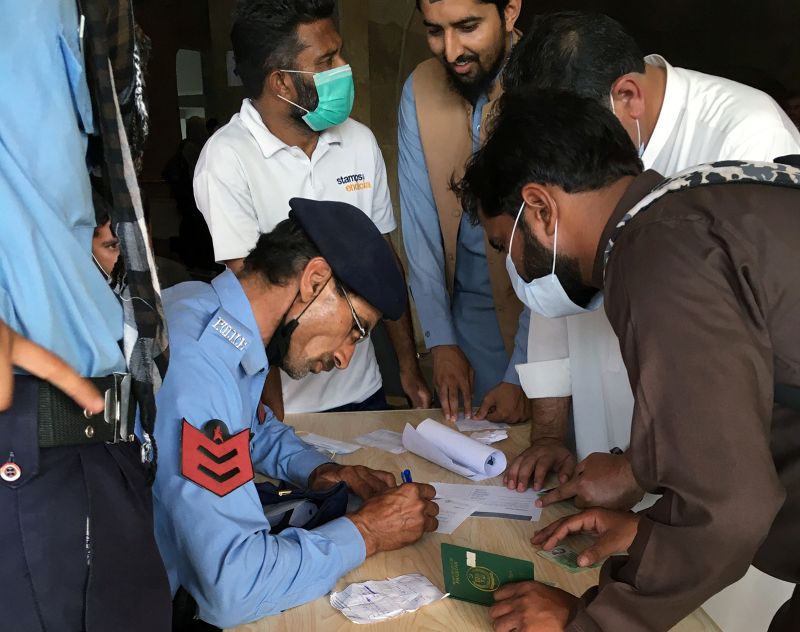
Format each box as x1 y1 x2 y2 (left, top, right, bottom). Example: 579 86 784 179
151 198 439 629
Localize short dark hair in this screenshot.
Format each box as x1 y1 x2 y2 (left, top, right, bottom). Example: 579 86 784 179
415 0 510 15
454 88 643 223
503 12 645 103
231 0 336 99
241 217 322 286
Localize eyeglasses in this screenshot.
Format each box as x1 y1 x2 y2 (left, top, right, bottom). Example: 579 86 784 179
339 284 368 344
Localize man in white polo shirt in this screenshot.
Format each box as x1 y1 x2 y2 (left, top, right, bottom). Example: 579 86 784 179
194 0 431 414
497 11 800 499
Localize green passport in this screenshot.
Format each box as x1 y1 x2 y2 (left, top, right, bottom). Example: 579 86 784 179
441 543 534 606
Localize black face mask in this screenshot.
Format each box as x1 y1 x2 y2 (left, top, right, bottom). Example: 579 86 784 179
265 280 328 368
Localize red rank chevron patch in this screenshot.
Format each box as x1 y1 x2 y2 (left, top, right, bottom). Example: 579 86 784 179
181 419 253 497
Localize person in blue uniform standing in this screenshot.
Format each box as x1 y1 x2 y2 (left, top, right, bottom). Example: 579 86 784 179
153 198 440 629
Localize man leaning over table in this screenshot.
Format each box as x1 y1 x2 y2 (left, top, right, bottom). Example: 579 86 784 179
455 88 800 632
399 0 531 423
152 198 439 629
499 11 800 505
194 0 430 418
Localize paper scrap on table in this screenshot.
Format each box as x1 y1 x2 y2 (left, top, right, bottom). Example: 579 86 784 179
455 413 510 432
300 433 361 455
433 497 478 534
354 429 407 454
433 482 542 522
470 429 508 445
330 573 447 624
402 419 506 480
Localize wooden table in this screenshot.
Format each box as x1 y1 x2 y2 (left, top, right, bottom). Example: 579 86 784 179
229 409 720 632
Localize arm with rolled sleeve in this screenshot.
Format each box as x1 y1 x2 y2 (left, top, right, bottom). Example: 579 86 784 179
154 344 365 629
193 138 260 262
568 220 785 631
397 76 457 348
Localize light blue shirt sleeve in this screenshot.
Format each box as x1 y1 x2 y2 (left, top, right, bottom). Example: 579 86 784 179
398 76 457 349
503 307 529 385
250 404 331 484
153 341 365 628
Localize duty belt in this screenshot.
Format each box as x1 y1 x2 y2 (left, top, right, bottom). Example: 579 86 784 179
32 373 136 448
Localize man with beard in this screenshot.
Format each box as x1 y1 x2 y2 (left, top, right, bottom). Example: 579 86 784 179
455 88 800 632
498 12 800 505
399 0 529 424
152 198 440 629
194 0 430 417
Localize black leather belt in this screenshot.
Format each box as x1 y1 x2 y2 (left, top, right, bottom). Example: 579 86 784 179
29 374 136 448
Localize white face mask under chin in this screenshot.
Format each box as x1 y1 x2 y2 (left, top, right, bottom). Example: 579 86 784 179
504 201 602 318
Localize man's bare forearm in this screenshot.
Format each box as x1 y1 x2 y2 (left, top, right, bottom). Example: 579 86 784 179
529 396 571 443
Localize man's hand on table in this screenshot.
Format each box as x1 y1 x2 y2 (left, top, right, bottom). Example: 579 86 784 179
537 452 644 510
490 581 577 632
308 464 396 500
532 507 640 568
400 363 433 409
475 382 528 424
0 320 104 413
431 344 474 421
349 482 439 556
505 438 577 492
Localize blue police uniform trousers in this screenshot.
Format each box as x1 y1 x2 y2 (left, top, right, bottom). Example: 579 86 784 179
0 379 171 631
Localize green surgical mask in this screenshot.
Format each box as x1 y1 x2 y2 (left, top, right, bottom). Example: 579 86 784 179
278 64 355 131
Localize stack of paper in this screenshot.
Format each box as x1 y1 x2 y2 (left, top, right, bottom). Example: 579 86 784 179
402 419 506 480
431 482 543 534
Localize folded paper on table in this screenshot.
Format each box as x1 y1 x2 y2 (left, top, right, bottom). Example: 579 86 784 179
354 429 407 454
402 419 506 481
455 414 510 432
300 433 361 455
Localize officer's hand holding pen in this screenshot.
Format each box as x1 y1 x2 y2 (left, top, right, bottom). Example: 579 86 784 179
349 481 439 557
0 319 104 413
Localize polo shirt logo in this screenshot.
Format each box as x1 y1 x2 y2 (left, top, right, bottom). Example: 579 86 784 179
336 172 372 192
211 316 249 351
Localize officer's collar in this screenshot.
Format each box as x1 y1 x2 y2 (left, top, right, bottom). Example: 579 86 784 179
211 269 268 376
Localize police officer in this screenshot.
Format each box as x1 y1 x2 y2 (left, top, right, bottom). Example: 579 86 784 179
152 198 440 629
1 1 171 630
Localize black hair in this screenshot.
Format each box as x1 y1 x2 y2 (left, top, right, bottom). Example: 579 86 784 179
231 0 336 99
415 0 510 15
454 88 643 223
241 217 322 285
503 11 645 103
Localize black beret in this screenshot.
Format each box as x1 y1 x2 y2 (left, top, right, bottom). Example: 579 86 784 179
288 197 406 320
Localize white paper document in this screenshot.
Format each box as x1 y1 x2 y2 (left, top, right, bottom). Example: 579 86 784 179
354 429 407 454
330 574 446 624
470 429 508 444
402 419 506 480
433 497 479 534
300 433 361 455
455 414 511 432
433 482 542 522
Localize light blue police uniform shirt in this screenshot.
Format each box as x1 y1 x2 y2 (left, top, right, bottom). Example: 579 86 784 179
151 269 365 628
398 76 529 403
0 0 125 376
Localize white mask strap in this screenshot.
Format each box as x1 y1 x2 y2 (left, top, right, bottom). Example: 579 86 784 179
609 92 616 115
276 93 310 114
551 219 559 276
636 118 642 151
509 201 526 253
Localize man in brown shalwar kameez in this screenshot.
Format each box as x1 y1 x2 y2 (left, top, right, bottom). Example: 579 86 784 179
455 87 800 632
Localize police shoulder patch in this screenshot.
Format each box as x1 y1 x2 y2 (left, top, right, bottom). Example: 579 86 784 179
181 419 253 497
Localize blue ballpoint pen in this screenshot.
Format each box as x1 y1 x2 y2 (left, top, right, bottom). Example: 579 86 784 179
401 469 413 483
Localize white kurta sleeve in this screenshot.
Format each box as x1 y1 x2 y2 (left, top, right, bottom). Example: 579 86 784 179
515 311 572 398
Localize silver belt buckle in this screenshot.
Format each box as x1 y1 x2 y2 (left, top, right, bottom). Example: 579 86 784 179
103 373 133 443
